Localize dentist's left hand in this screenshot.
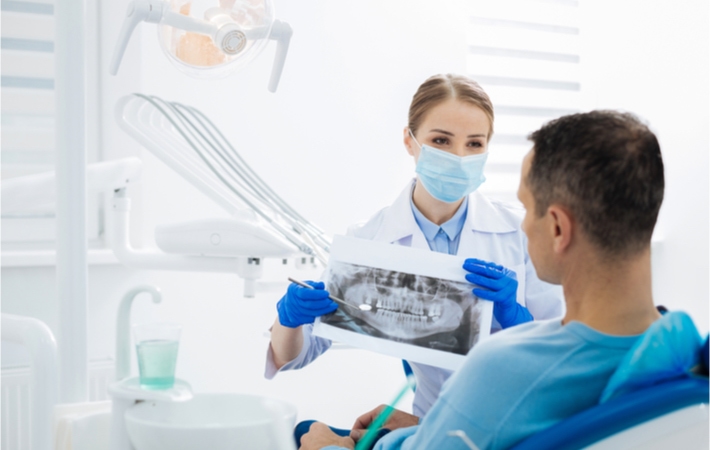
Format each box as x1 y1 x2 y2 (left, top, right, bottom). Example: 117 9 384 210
463 258 533 329
276 281 338 328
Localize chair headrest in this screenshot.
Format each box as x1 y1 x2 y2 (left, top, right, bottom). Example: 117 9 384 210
600 311 703 403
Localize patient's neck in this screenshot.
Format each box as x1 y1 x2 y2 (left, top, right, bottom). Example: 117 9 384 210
561 246 661 336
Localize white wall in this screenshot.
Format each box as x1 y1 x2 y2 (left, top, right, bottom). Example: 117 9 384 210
580 0 709 334
1 0 708 432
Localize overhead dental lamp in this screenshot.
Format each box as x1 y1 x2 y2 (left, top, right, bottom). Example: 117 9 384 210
110 0 292 92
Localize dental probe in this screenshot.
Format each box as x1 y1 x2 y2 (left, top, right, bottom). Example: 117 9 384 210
287 278 372 311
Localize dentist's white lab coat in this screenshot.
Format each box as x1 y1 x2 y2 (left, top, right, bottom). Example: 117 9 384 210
265 179 564 417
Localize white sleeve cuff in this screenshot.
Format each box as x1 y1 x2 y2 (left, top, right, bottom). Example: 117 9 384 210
263 326 312 380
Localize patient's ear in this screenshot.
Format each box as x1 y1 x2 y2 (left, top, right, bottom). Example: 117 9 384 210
548 205 572 254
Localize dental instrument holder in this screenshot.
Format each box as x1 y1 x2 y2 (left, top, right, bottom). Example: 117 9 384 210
112 94 331 295
110 285 193 450
109 0 292 92
111 189 264 297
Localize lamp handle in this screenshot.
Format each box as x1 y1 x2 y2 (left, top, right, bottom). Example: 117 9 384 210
109 0 166 75
267 20 293 93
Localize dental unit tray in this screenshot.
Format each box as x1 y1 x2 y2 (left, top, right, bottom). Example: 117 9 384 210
155 215 299 258
116 93 330 264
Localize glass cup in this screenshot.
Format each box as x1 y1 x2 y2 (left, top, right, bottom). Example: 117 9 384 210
132 323 181 390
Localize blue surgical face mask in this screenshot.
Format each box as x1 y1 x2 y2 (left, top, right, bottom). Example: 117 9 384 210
409 130 488 203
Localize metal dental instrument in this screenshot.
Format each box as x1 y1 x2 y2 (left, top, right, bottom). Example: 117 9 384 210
287 278 372 311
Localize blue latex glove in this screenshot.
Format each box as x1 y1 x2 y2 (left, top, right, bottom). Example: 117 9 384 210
463 258 533 329
276 281 338 328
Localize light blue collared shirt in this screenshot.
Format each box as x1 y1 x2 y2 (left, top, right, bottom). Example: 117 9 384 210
410 195 468 255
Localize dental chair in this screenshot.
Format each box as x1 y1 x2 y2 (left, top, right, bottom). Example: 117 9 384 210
298 312 708 450
510 313 709 450
509 374 708 449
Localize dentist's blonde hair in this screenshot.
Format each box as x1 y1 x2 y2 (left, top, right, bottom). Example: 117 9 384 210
408 74 494 141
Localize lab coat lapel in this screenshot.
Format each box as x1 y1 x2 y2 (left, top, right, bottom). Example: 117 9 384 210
457 190 518 256
373 180 430 250
409 224 430 250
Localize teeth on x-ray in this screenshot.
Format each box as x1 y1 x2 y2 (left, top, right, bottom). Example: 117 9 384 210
328 262 472 340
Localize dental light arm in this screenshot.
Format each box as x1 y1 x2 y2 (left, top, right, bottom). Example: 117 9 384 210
110 1 222 75
110 0 167 76
109 0 292 92
267 20 292 93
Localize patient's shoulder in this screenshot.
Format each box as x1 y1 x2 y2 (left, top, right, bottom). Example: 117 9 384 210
486 319 564 345
462 321 564 370
438 322 569 424
469 319 611 368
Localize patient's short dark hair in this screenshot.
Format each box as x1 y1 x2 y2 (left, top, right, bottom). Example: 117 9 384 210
527 110 664 257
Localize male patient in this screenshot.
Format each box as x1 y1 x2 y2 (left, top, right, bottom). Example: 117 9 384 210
300 110 665 450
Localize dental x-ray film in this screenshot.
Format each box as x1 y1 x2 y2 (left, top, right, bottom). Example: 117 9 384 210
313 235 493 370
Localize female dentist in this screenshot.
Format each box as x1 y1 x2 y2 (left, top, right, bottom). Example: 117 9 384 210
266 73 563 421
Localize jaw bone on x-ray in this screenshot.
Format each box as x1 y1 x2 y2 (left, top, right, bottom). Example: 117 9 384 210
323 261 484 356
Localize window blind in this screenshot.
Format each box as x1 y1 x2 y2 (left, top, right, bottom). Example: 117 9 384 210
467 0 581 204
1 0 56 177
1 0 101 247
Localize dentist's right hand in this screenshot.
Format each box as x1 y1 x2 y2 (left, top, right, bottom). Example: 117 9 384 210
276 281 338 328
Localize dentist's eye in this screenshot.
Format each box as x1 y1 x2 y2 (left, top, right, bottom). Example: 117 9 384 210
433 137 450 145
468 141 483 148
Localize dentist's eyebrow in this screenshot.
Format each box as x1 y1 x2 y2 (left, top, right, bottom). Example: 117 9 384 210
429 128 454 136
429 129 487 139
